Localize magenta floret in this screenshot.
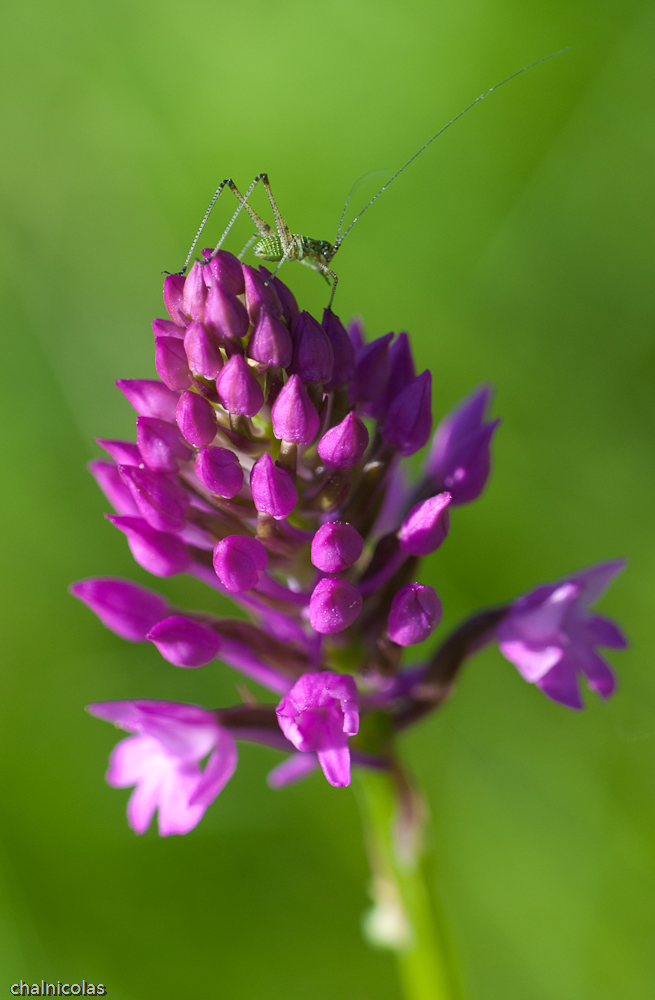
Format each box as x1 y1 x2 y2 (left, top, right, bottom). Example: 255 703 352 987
276 673 359 787
497 561 627 709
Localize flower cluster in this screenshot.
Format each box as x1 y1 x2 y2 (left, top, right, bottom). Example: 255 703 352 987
72 251 627 836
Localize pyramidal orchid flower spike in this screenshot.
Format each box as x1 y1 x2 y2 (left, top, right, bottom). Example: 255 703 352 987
73 249 627 1000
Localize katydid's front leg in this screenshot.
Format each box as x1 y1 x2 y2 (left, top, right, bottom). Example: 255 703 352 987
324 266 338 310
180 177 231 274
202 176 274 266
300 258 331 286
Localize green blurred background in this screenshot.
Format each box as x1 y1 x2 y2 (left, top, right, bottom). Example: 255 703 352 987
1 0 654 996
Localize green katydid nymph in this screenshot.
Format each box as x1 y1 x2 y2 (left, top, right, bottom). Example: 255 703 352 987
176 50 569 311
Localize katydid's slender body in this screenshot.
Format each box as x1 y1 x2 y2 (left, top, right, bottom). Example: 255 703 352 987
176 49 569 310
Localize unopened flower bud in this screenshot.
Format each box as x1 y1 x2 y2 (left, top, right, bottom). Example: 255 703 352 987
107 515 191 577
137 417 192 473
195 446 243 498
263 269 299 325
95 439 142 466
163 273 186 325
290 311 334 383
204 282 249 341
385 333 415 404
201 251 215 286
152 317 186 339
317 412 369 469
399 493 451 556
70 577 169 641
183 321 224 379
147 615 222 667
89 459 139 515
350 332 393 410
311 521 364 573
309 577 363 634
322 310 355 388
207 250 245 296
182 260 207 322
348 317 365 350
155 337 192 391
175 391 217 448
388 582 442 646
426 386 500 506
116 379 179 422
247 309 293 369
250 453 298 518
382 370 432 456
243 264 282 324
213 535 268 592
118 466 190 533
271 375 320 445
215 355 264 416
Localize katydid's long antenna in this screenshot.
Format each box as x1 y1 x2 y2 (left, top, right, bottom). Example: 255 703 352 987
335 170 390 243
333 48 571 250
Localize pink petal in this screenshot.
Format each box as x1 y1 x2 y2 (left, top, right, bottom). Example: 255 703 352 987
498 639 563 682
190 730 238 807
536 658 583 710
317 746 351 787
266 752 319 788
511 583 579 644
156 763 207 836
585 614 629 649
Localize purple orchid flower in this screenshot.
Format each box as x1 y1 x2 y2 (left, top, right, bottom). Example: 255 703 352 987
497 560 628 709
276 673 359 787
86 700 237 836
425 385 500 505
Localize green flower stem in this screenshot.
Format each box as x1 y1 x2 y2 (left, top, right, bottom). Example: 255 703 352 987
354 768 460 1000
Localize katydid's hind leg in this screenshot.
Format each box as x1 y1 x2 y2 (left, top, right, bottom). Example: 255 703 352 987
179 179 231 274
259 173 293 249
203 176 272 267
227 177 273 238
